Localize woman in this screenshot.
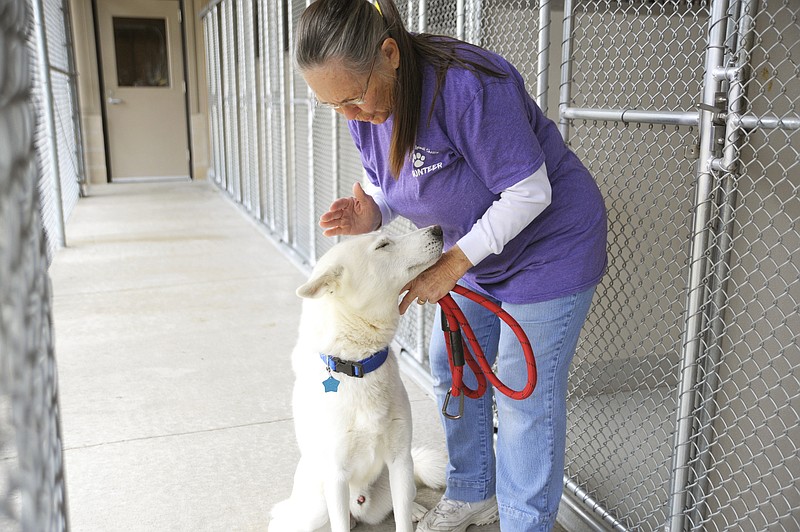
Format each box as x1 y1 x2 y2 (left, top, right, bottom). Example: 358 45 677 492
295 1 607 530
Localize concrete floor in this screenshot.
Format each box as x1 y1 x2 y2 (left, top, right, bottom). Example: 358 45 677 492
49 180 503 532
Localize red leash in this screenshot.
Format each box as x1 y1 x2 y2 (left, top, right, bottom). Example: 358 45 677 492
437 285 537 419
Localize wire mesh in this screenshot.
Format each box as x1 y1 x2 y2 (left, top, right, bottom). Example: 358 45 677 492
424 0 457 36
214 8 227 187
51 71 79 223
312 109 336 260
289 0 313 262
481 1 542 99
204 11 215 181
30 36 57 258
236 0 259 215
336 115 363 201
261 0 288 238
569 0 709 112
683 1 800 529
222 0 241 199
562 0 799 529
205 8 225 186
42 0 67 70
1 0 69 529
25 0 81 260
562 1 709 529
566 119 698 530
34 1 77 241
254 0 271 226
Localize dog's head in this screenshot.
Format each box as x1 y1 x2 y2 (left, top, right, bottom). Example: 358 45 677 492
296 225 444 315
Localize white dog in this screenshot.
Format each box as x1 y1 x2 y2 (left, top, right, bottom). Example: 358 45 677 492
269 225 447 532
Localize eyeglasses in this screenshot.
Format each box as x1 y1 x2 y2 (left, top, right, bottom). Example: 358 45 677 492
314 53 377 110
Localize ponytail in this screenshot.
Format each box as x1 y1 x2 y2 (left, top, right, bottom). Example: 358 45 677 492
373 0 421 177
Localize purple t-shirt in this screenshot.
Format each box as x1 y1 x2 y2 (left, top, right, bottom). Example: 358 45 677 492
349 46 607 303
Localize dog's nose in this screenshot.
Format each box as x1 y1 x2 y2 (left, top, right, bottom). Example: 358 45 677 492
430 225 443 238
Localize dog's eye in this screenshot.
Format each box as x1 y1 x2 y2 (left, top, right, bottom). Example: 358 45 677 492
374 239 391 250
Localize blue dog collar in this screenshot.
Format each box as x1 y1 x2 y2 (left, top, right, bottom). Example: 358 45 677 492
319 347 389 378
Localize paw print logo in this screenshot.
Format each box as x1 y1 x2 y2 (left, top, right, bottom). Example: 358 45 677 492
412 152 426 168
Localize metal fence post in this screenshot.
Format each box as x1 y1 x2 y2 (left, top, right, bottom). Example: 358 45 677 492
689 0 759 527
558 0 575 142
668 0 731 529
535 0 549 113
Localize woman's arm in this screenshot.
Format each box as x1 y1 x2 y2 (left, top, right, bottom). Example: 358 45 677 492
361 179 396 229
399 164 551 314
457 163 551 265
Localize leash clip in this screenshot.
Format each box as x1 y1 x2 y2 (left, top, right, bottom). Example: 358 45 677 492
442 389 464 420
436 287 538 421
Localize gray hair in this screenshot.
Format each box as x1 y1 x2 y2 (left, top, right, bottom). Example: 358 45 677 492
294 0 387 75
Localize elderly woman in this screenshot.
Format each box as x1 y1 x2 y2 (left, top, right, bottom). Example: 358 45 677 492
294 1 607 530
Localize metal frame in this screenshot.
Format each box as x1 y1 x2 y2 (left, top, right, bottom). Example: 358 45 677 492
668 1 732 529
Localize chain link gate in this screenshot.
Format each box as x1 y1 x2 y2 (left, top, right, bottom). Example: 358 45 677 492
200 1 799 529
560 0 799 529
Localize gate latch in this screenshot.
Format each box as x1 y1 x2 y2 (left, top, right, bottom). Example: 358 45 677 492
698 92 728 126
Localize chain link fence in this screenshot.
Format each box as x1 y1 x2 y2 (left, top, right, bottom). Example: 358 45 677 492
28 0 83 260
200 0 798 529
561 0 799 529
1 0 71 529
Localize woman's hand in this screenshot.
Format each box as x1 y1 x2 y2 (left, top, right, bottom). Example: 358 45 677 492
399 246 473 315
319 182 381 236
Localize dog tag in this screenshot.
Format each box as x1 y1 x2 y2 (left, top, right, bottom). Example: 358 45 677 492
322 376 340 393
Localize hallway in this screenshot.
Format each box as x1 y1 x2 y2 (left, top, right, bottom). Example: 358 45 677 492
48 181 455 531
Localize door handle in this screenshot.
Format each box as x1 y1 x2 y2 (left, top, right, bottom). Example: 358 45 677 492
107 97 124 105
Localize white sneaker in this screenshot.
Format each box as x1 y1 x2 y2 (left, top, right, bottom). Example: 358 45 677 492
416 495 499 532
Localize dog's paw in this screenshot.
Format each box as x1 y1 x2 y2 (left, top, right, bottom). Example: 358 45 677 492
269 499 291 519
267 516 292 532
411 501 429 523
268 515 309 532
268 500 297 532
270 498 330 532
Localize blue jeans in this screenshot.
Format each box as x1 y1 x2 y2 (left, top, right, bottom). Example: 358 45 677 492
429 285 596 532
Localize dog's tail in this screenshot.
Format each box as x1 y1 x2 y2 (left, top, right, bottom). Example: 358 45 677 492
411 446 447 489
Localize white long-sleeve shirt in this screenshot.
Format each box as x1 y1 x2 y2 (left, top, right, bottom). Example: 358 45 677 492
363 163 551 266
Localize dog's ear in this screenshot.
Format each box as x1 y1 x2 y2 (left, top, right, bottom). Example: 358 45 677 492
296 265 343 299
